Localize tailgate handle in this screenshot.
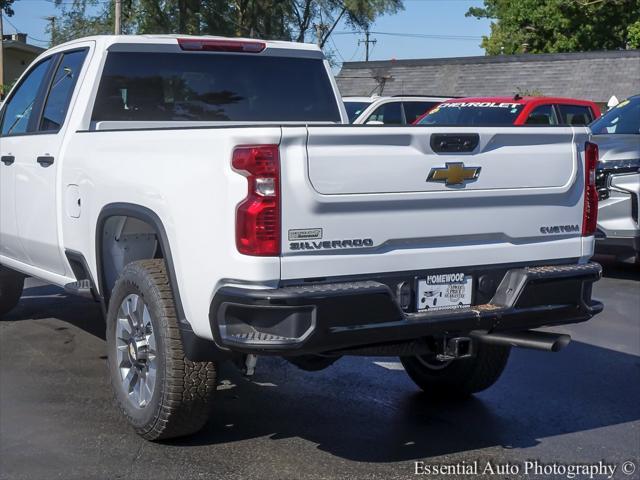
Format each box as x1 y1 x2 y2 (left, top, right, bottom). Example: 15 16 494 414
431 134 479 153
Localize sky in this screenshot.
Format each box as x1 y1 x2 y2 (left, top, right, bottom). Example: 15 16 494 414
5 0 493 67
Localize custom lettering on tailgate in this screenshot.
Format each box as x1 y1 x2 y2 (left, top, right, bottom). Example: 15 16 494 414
540 225 580 234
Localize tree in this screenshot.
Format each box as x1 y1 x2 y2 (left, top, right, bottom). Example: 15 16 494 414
49 0 116 45
229 0 293 39
628 19 640 48
50 0 294 44
291 0 403 46
466 0 640 55
49 0 402 50
1 0 17 16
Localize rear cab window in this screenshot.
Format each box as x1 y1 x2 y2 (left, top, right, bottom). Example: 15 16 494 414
525 104 559 125
403 101 438 124
364 102 403 125
344 101 372 123
91 52 341 123
417 101 523 126
557 104 594 125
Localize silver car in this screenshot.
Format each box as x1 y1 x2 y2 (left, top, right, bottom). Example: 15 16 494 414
590 95 640 264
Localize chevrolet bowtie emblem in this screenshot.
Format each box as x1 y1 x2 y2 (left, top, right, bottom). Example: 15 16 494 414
427 162 481 186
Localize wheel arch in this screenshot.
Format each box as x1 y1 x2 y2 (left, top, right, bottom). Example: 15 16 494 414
95 203 186 323
95 203 227 362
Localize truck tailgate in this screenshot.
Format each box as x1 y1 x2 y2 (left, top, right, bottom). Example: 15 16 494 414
279 126 590 280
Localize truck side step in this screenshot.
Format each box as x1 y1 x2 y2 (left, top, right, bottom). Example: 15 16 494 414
64 280 95 300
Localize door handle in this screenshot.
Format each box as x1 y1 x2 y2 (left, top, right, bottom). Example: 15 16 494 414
37 156 55 167
1 155 15 166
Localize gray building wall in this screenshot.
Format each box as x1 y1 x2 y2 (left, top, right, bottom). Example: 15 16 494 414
2 40 45 87
336 50 640 104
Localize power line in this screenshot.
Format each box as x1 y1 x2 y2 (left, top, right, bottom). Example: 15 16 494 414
348 42 362 61
358 30 376 62
2 15 50 43
334 30 481 41
18 0 109 3
368 37 378 59
375 31 481 41
28 37 50 45
2 15 19 32
329 36 345 63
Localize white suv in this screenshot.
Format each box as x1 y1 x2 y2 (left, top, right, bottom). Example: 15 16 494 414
343 95 449 124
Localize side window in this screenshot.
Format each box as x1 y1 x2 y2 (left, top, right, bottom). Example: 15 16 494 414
557 104 593 125
403 101 438 124
40 50 88 132
525 104 558 125
0 58 52 136
366 102 403 125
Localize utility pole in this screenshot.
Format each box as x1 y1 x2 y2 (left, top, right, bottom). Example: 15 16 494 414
315 23 326 48
0 10 4 96
44 16 56 46
115 0 122 35
358 30 376 62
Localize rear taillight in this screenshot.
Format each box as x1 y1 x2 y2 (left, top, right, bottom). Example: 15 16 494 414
583 141 599 236
177 38 266 53
232 145 280 256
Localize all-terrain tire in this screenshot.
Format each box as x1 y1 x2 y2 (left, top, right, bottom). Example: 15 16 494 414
0 268 24 318
106 259 217 440
400 342 510 398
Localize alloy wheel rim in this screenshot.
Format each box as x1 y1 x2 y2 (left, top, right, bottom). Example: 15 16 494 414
115 294 157 409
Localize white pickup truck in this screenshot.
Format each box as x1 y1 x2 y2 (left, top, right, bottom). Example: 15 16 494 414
0 35 603 441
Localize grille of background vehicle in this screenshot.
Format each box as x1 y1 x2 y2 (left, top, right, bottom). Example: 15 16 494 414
596 165 640 201
596 170 609 200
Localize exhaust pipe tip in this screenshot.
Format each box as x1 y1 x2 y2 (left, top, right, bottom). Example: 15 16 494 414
472 330 572 352
548 334 571 352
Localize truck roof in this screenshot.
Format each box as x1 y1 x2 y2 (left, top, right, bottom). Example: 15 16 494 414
47 34 322 54
442 96 597 107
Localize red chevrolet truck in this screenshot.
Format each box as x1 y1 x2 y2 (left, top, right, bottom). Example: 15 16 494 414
415 96 601 126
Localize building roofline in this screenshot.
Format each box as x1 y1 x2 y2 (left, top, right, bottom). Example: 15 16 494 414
2 40 46 55
340 49 640 70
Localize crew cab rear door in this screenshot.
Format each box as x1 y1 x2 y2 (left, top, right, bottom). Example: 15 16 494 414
278 126 588 280
0 46 90 275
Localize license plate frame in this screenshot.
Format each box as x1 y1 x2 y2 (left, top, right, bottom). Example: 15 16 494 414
416 273 474 312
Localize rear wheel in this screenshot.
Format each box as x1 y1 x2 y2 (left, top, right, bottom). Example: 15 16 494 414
0 268 24 318
106 260 217 440
400 342 510 398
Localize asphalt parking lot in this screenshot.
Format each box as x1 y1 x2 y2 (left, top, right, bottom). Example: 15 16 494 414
0 258 638 480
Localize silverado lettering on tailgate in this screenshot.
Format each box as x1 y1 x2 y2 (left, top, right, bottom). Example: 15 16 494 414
290 238 374 251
